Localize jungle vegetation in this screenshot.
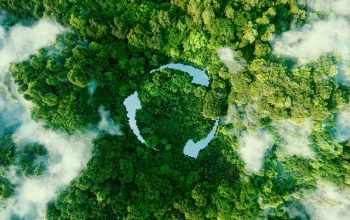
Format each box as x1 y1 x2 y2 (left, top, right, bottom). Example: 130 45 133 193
0 0 349 219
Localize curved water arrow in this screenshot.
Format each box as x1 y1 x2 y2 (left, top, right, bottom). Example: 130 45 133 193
123 63 219 158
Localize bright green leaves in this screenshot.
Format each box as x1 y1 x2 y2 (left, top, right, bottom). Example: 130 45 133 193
127 25 149 49
67 65 90 88
230 57 343 122
241 23 258 46
186 29 209 51
191 184 208 207
137 69 217 151
42 92 58 106
2 0 350 219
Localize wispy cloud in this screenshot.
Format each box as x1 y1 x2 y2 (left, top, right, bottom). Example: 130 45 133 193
272 0 350 64
271 2 350 219
302 0 350 16
98 106 123 136
272 18 350 64
224 104 274 173
0 19 64 74
238 130 274 173
335 109 350 142
0 19 100 219
217 47 245 74
2 123 96 219
275 120 315 158
302 184 350 220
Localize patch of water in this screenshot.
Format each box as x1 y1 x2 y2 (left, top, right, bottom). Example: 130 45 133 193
123 92 146 144
150 63 210 86
183 118 220 158
124 64 218 156
184 118 219 158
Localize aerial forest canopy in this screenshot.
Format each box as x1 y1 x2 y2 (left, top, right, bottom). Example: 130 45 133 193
0 0 350 219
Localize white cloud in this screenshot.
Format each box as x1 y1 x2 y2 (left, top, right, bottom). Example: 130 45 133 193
302 184 350 220
276 120 315 158
303 0 350 16
224 104 275 173
98 106 123 136
3 123 96 219
0 19 64 75
223 104 241 125
0 19 99 219
238 130 274 173
223 103 261 128
217 47 245 74
272 18 350 64
335 109 350 142
0 19 64 137
272 0 350 65
271 2 350 218
335 59 350 85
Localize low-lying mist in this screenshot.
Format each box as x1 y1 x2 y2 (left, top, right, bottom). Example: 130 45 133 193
0 18 120 219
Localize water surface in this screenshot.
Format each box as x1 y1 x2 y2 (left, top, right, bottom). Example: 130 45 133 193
123 92 146 144
124 64 218 156
183 118 220 158
151 63 210 86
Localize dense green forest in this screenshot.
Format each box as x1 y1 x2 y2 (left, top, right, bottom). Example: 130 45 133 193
0 0 350 219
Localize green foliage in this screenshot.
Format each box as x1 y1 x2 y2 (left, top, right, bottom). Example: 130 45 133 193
0 135 48 200
1 0 349 219
15 143 48 177
137 69 218 150
0 135 15 167
0 136 47 177
0 177 15 199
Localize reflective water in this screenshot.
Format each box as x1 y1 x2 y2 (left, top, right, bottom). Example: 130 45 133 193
124 63 218 157
183 118 219 158
150 63 210 86
123 92 146 144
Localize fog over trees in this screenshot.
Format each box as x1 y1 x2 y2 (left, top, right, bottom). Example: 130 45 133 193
0 0 350 219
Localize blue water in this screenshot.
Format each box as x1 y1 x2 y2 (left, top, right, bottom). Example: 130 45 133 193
124 63 218 156
150 63 210 86
183 118 220 158
123 92 146 144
